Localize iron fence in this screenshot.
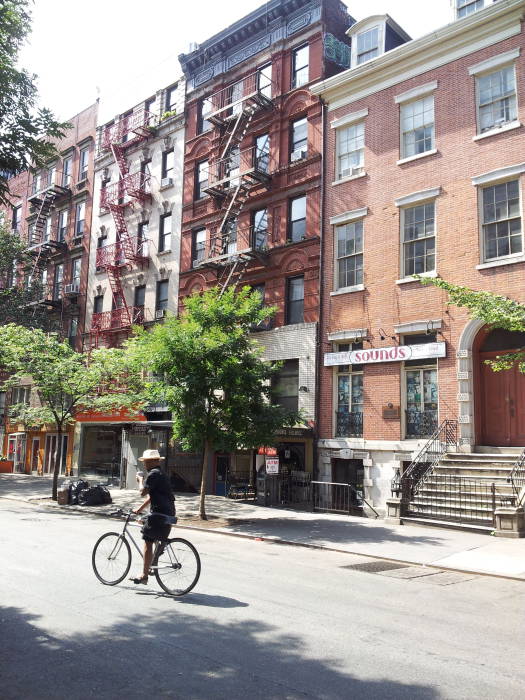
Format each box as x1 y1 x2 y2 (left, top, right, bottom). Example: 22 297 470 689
312 481 378 517
405 409 438 438
335 411 363 438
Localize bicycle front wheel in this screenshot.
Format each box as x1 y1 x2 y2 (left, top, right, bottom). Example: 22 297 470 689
92 532 132 585
154 538 201 596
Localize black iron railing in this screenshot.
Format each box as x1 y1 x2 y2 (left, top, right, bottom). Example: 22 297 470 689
312 481 378 517
335 411 363 438
508 449 525 507
405 475 497 526
405 409 438 438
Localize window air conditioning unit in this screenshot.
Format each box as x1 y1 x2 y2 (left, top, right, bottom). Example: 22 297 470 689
161 177 173 188
64 282 80 295
155 309 167 319
290 148 307 163
340 166 361 178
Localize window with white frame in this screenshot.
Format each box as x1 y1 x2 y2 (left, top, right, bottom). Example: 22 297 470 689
336 220 363 289
75 201 85 236
336 121 364 179
401 96 434 158
159 213 172 253
356 27 379 64
62 156 72 187
292 45 309 88
335 343 363 438
79 146 89 180
456 0 484 19
402 201 436 276
477 65 517 133
57 209 68 241
481 179 522 261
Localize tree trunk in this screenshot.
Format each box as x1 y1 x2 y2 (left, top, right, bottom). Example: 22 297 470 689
52 427 63 501
199 439 211 520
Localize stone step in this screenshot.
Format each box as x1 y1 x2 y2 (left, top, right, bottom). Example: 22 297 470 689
411 495 504 509
401 516 494 533
441 455 516 465
407 502 494 519
474 446 524 455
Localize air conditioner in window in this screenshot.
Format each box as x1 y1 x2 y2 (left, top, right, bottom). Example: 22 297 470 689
160 177 173 188
155 309 167 320
64 282 80 295
340 166 361 178
290 148 307 162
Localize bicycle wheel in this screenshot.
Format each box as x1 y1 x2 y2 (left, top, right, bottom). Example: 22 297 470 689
92 532 132 585
153 538 201 596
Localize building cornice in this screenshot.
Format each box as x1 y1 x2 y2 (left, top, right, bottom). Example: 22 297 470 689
310 0 525 111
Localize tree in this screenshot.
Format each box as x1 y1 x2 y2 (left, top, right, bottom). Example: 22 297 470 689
0 0 68 206
418 276 525 371
128 287 299 519
0 324 147 500
0 221 57 329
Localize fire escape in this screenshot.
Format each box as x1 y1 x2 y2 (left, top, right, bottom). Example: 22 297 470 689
90 110 156 348
200 70 274 293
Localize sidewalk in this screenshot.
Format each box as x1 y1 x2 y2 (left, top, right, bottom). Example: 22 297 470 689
2 473 525 580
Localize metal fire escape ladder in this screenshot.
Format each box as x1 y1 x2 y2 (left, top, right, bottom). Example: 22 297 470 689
27 186 67 288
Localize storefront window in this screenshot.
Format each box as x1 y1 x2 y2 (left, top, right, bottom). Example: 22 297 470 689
335 343 363 437
405 367 438 438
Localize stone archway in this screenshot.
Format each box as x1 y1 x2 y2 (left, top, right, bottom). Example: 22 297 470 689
456 319 485 448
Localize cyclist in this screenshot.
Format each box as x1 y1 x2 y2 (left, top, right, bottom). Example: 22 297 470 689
130 449 175 585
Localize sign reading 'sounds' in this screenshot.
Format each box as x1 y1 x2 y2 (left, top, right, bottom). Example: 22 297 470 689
324 342 446 367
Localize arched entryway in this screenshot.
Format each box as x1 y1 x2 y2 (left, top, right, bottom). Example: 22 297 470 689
475 328 525 446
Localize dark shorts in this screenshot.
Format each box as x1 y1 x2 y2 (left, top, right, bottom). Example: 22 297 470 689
141 513 176 543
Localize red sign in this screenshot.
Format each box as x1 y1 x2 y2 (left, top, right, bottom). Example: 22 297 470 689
257 446 278 456
76 408 145 422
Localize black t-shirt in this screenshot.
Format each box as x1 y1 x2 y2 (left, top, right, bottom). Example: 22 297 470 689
144 468 175 516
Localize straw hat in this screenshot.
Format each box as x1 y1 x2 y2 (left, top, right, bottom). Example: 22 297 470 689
138 449 164 462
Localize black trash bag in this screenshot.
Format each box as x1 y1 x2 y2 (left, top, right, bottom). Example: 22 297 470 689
69 479 90 505
77 484 113 507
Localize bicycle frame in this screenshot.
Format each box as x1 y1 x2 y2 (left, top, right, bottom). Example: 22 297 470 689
113 510 166 565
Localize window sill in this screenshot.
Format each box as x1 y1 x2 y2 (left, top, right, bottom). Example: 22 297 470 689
159 183 174 192
396 271 438 285
476 255 525 270
397 149 438 166
330 284 365 296
332 171 366 186
473 121 522 142
157 249 172 256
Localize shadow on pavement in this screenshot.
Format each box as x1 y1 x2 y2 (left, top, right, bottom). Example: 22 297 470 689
1 603 440 700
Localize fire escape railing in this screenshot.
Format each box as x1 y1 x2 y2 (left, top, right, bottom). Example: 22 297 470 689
96 237 148 269
91 306 151 332
100 172 151 210
207 71 275 123
100 109 157 152
203 145 273 196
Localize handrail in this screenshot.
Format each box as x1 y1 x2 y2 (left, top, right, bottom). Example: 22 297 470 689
392 419 458 499
508 449 525 507
311 480 379 518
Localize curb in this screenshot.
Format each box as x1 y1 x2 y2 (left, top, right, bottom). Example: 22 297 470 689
3 495 525 583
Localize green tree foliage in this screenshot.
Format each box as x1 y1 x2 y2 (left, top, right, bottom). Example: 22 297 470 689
0 324 147 499
0 0 68 206
0 221 57 329
419 276 525 372
128 287 299 519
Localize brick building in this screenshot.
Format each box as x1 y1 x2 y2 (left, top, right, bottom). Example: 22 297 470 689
0 103 98 474
311 0 525 517
177 0 356 495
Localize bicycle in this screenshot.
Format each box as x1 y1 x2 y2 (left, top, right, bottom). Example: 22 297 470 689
91 508 201 596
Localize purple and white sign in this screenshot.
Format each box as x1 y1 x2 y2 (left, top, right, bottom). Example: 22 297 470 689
324 342 446 367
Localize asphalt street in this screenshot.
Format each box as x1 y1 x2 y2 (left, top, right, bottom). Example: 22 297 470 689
1 501 525 700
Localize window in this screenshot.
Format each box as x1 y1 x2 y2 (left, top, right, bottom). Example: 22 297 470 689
197 97 213 133
93 295 104 314
257 63 272 99
120 111 133 143
482 180 522 261
290 117 307 161
402 202 436 276
156 280 169 311
253 208 268 249
11 386 31 406
71 258 81 286
286 276 304 324
48 164 57 188
140 158 151 192
79 146 89 180
159 213 172 252
43 216 52 242
457 0 483 18
192 228 206 267
356 27 379 64
57 210 68 242
255 133 270 173
195 160 208 199
335 343 363 438
145 96 156 115
53 264 63 300
68 318 78 347
11 206 22 232
223 218 237 255
288 195 306 242
272 360 299 412
336 122 364 179
165 84 178 112
292 45 309 88
134 285 146 308
336 221 363 289
75 202 85 236
62 156 72 187
477 66 517 133
161 150 174 181
401 96 434 158
138 221 148 256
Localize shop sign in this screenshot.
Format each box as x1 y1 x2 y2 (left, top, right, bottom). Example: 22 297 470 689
76 408 146 422
265 457 279 474
276 427 312 437
258 446 278 456
324 342 446 367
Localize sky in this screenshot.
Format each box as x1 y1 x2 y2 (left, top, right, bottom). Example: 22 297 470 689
19 0 454 123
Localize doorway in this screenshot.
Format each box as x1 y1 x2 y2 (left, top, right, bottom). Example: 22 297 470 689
477 329 525 446
215 455 230 496
31 438 41 474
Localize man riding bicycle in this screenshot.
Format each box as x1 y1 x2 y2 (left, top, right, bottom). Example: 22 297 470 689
130 449 175 585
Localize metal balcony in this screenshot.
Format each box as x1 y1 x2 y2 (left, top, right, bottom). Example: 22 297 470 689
335 411 363 438
195 224 269 268
91 305 149 333
100 109 157 152
100 172 151 210
203 145 273 199
95 237 149 270
28 170 70 202
207 71 274 126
